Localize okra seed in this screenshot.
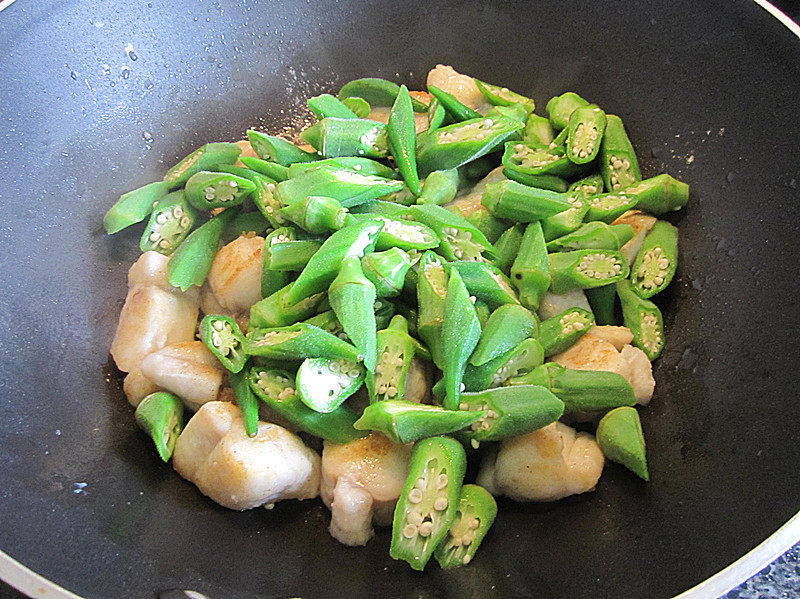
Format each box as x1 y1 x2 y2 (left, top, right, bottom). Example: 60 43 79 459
459 402 468 410
174 206 183 217
436 473 449 489
386 386 397 397
211 331 222 347
159 240 170 249
419 522 434 537
415 477 427 490
402 524 418 539
433 496 448 511
409 488 423 504
156 213 168 225
461 533 474 545
462 555 472 565
407 510 423 526
149 232 160 242
460 383 466 392
452 537 463 547
469 518 480 529
470 439 480 449
180 217 190 227
212 320 224 331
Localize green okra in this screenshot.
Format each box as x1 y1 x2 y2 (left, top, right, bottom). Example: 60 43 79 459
546 92 590 130
373 297 397 333
346 214 439 252
104 180 170 234
250 281 325 329
465 207 509 245
441 268 482 410
474 79 534 112
338 77 429 112
329 256 378 372
426 97 448 132
547 249 629 293
238 156 290 182
163 142 241 188
585 284 618 325
568 173 605 198
184 171 256 210
417 169 459 205
619 174 689 215
434 485 497 568
275 166 403 209
140 190 196 255
481 179 572 223
428 85 482 122
388 85 422 195
246 130 320 165
301 117 389 159
260 228 294 297
279 195 349 234
630 220 678 298
417 251 449 369
243 323 361 362
492 223 525 274
307 93 359 119
471 304 539 366
510 222 551 310
134 391 184 462
354 400 486 444
295 357 365 413
502 168 570 193
303 310 345 340
264 239 322 271
584 192 639 223
596 406 649 481
230 367 260 437
222 210 270 241
367 315 418 402
444 261 520 308
342 96 371 118
538 307 595 357
600 115 641 191
408 203 496 261
616 279 665 360
462 337 544 391
546 222 635 252
362 248 414 298
541 193 590 242
566 104 606 165
199 314 248 373
168 207 237 290
288 156 400 180
502 141 586 179
523 113 554 146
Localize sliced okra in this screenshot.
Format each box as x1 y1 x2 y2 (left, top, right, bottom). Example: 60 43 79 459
538 307 595 357
329 256 378 372
163 142 241 188
104 180 170 234
501 141 586 179
288 156 400 180
510 222 551 310
373 297 396 331
485 103 529 129
568 173 605 198
342 96 371 118
457 385 564 442
426 97 448 132
441 269 482 409
354 400 485 445
238 156 290 182
302 310 345 340
462 337 544 392
546 222 635 252
265 239 322 272
300 117 389 159
427 85 482 122
362 248 414 298
417 169 459 205
390 437 467 571
584 192 639 223
600 115 641 191
134 391 184 461
230 367 259 437
296 357 365 413
465 207 508 245
546 92 590 130
566 104 606 164
279 196 349 234
246 130 320 165
246 174 286 229
346 213 439 252
275 166 403 209
585 284 618 326
260 228 294 297
502 167 570 193
541 193 590 242
616 279 665 360
338 77 429 112
417 251 449 369
139 190 196 255
482 179 572 223
471 304 539 366
492 223 525 274
474 78 534 113
444 261 520 308
168 207 237 291
307 93 359 119
523 113 554 146
184 171 255 210
199 314 248 373
619 173 689 215
548 249 629 293
434 485 497 568
596 406 649 481
408 204 496 261
388 85 422 195
247 366 363 444
243 323 360 362
630 220 678 298
249 282 325 329
367 315 417 402
222 210 270 242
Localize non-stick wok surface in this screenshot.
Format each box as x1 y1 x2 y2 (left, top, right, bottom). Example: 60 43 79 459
1 0 800 597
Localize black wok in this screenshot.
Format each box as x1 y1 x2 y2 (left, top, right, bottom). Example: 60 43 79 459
1 0 800 597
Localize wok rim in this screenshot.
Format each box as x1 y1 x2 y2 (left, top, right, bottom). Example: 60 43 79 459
0 0 798 597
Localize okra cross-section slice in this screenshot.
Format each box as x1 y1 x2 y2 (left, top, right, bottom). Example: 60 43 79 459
445 261 520 308
134 391 184 462
568 173 605 198
462 337 544 391
482 179 572 223
501 142 585 179
470 304 539 366
243 323 360 362
566 104 606 164
246 130 320 165
247 366 364 444
616 279 665 360
139 190 196 255
296 357 365 413
457 385 564 442
547 249 629 293
199 314 248 373
408 204 496 262
354 400 486 445
329 256 378 372
584 192 639 223
630 220 678 298
300 117 389 159
538 307 595 357
390 436 467 571
600 115 641 191
619 174 689 215
546 222 635 253
596 406 649 481
441 269 482 410
415 115 523 177
104 180 170 234
163 142 241 188
184 171 256 210
434 484 497 568
510 222 551 310
546 92 590 130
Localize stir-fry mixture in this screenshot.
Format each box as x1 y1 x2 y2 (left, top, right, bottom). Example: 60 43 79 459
106 65 687 570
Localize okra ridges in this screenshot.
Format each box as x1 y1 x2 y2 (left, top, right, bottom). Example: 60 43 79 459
576 252 624 280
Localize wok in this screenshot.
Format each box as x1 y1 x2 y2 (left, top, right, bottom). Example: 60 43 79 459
1 0 799 597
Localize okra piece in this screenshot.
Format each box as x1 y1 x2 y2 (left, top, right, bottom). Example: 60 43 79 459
523 113 555 146
538 307 595 356
238 156 290 182
569 173 605 197
354 400 485 444
427 85 482 122
250 281 325 328
417 251 449 369
630 220 678 298
388 85 422 195
502 142 586 179
167 207 237 290
342 96 371 118
184 171 255 210
465 208 508 245
248 366 363 444
585 284 618 326
303 310 345 339
104 180 170 234
338 77 429 112
481 180 571 223
616 279 665 360
199 314 248 373
600 115 641 191
434 485 497 568
285 219 383 304
584 192 639 223
307 93 359 119
244 173 286 229
474 78 534 113
566 104 606 164
485 104 529 129
243 323 360 362
549 125 569 148
546 222 635 252
367 315 417 402
378 184 417 206
545 92 589 130
408 204 496 261
163 142 241 188
471 304 538 366
460 155 498 181
362 248 414 297
264 239 322 271
246 130 320 165
596 406 649 481
620 174 689 215
222 210 270 241
510 222 551 310
275 166 403 208
417 169 459 205
390 436 467 571
426 97 448 131
473 299 492 329
457 385 564 442
373 297 396 331
415 115 523 177
288 156 400 180
547 249 629 293
261 228 294 297
462 337 544 391
508 362 636 414
444 261 520 308
301 117 389 159
492 223 525 274
502 167 570 193
541 193 590 241
134 391 184 462
224 367 259 437
346 213 439 252
441 269 482 410
140 190 196 255
280 195 349 234
329 256 378 372
295 357 365 413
